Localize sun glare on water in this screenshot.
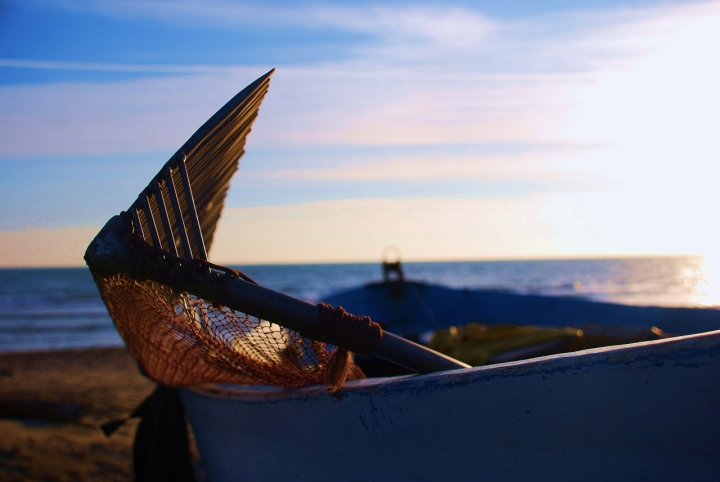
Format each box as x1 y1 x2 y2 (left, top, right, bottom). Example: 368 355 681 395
693 255 720 307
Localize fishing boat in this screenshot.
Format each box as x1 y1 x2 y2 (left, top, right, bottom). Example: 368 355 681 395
181 331 719 481
181 267 720 481
321 260 720 340
84 71 720 481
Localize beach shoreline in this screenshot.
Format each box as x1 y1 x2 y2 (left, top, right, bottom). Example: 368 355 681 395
0 347 155 481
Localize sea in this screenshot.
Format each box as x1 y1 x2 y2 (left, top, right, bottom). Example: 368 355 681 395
1 256 719 353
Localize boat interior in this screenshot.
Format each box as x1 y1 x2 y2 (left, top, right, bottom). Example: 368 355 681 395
355 320 670 378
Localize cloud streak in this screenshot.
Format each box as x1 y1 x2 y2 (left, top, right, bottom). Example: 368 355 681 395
49 0 496 47
0 58 232 74
0 68 271 157
252 150 585 183
3 1 720 263
42 0 720 70
210 196 556 264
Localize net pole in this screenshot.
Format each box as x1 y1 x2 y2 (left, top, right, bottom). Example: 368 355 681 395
213 276 470 373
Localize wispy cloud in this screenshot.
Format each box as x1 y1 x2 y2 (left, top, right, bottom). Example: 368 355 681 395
48 0 496 47
253 149 587 183
40 0 720 70
3 2 717 165
0 58 233 74
0 68 270 157
0 61 574 157
3 1 720 263
211 196 557 263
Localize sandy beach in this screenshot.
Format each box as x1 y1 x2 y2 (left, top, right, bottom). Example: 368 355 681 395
0 347 156 481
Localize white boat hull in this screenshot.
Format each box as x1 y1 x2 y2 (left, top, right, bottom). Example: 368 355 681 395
181 330 720 481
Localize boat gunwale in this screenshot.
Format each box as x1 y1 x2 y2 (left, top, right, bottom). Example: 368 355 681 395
183 327 720 403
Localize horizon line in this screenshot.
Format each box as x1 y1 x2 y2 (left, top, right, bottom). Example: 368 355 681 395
0 252 703 270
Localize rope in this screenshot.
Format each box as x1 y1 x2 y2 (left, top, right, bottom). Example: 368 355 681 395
309 304 383 357
325 348 351 394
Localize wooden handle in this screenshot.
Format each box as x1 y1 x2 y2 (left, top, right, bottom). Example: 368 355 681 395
215 275 470 373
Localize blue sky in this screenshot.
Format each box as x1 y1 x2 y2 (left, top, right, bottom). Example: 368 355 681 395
1 0 719 266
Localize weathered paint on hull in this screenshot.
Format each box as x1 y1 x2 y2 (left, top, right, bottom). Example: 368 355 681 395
181 330 720 482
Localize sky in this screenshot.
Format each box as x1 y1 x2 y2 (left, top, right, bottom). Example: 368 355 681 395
1 0 719 266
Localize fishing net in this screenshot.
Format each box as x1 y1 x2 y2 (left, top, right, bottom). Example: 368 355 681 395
93 271 363 388
87 70 365 390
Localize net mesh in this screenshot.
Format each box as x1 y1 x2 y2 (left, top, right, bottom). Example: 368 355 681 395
94 272 363 388
88 71 365 389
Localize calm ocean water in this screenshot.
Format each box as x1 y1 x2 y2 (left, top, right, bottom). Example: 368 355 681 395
1 256 718 352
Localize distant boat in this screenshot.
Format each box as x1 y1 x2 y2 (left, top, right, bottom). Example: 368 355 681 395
321 261 720 340
85 71 720 482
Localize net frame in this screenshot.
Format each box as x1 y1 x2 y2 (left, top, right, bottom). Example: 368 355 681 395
86 70 364 389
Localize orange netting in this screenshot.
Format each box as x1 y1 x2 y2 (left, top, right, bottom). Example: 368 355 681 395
87 71 368 390
94 272 364 388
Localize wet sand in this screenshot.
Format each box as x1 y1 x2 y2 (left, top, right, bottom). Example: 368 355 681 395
0 347 156 481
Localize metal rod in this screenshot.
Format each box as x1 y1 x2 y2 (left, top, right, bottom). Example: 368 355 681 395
164 165 193 259
177 155 208 261
153 181 178 256
141 193 161 248
130 207 145 239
